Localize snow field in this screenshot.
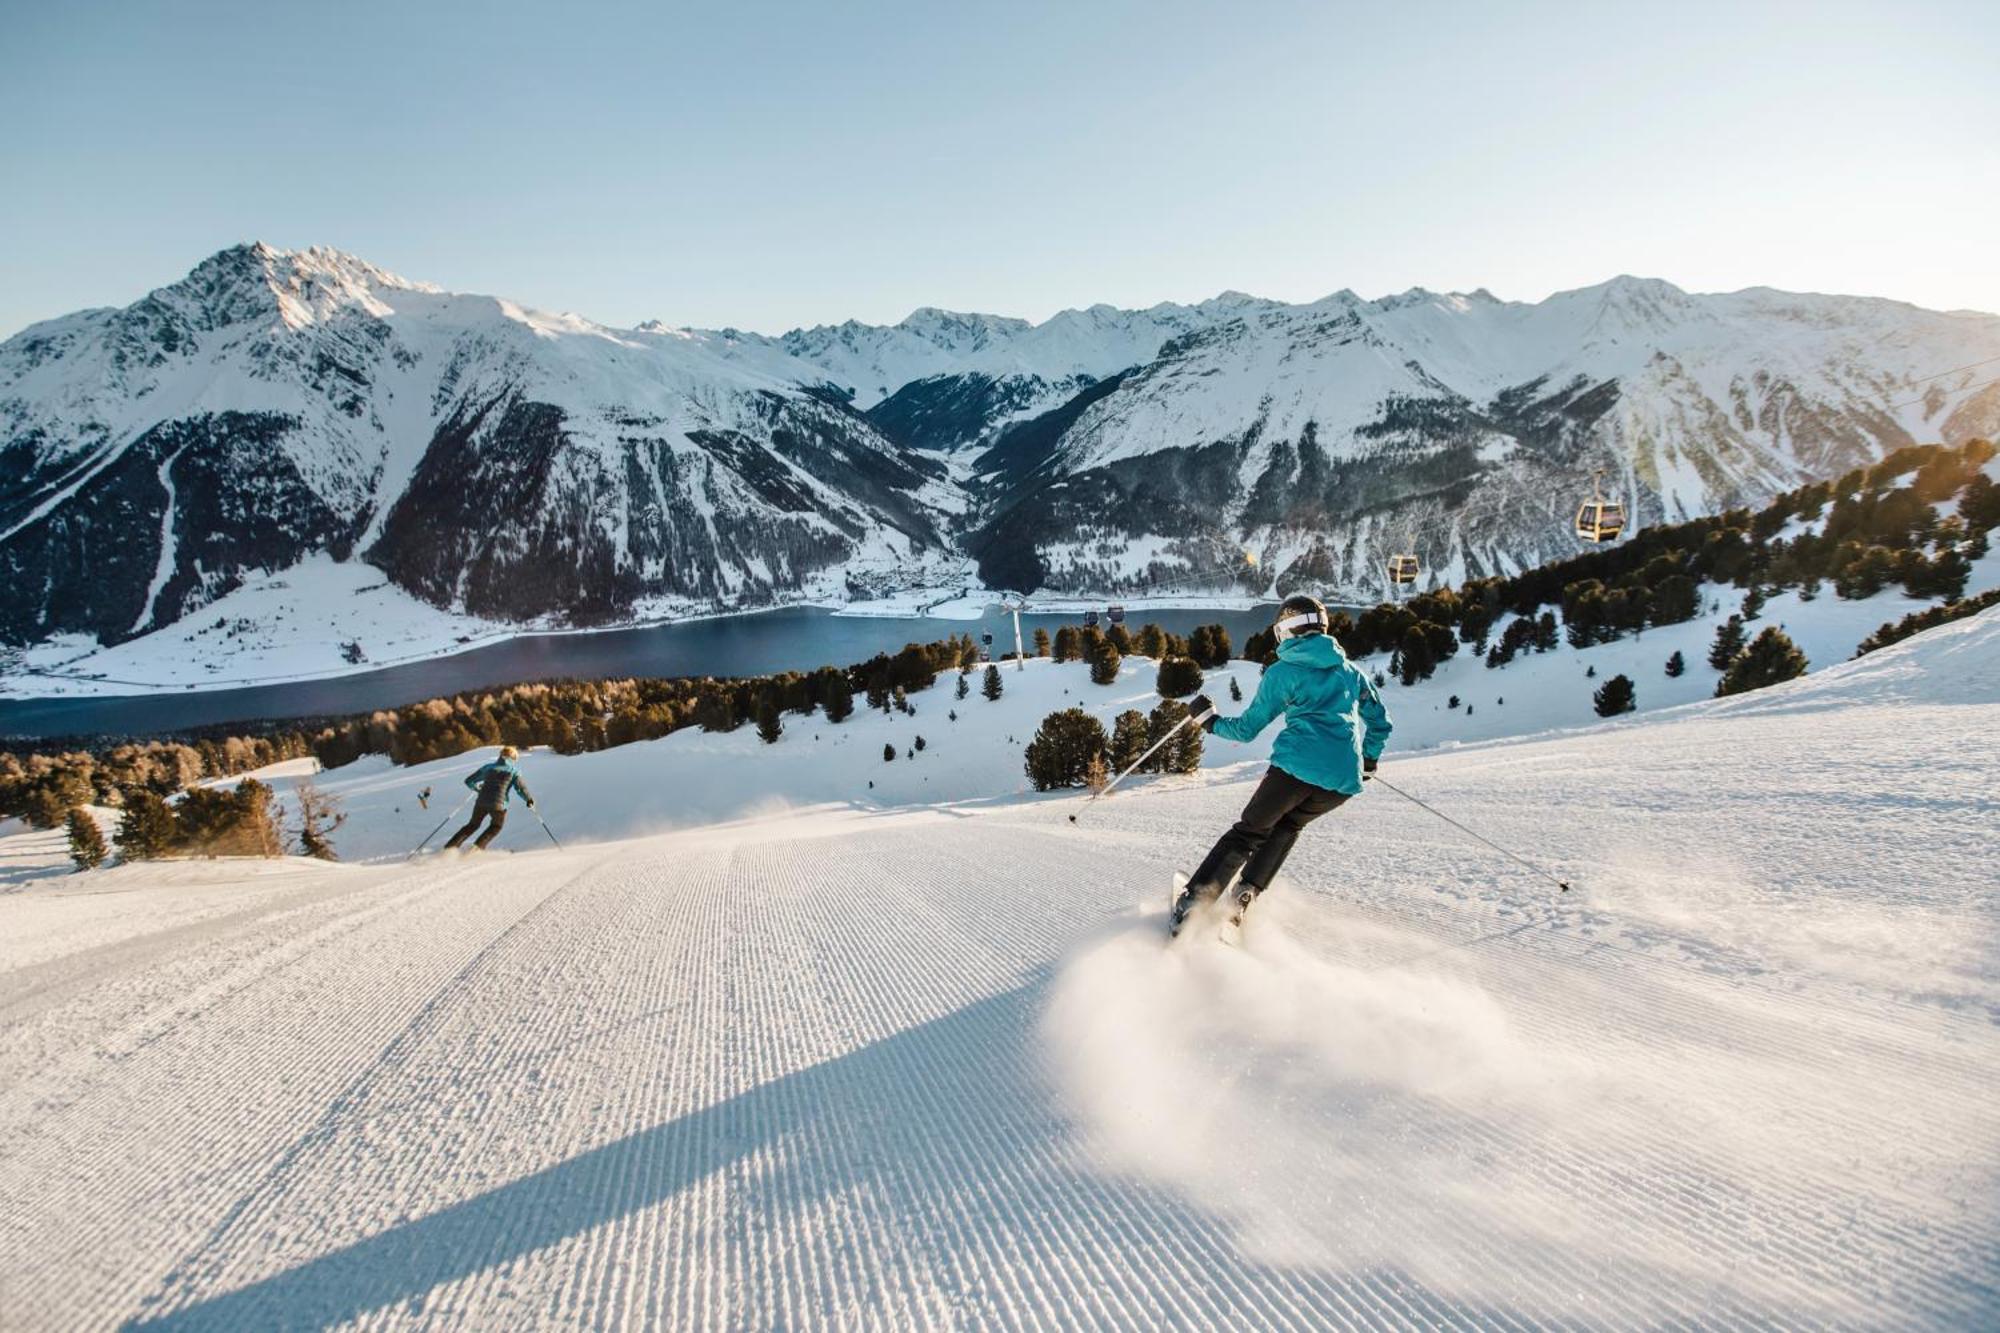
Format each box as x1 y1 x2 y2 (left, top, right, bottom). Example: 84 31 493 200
1 611 1995 1327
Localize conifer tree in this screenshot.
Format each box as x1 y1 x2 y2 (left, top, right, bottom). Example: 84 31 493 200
67 807 107 870
1023 708 1109 790
956 671 970 700
1155 656 1203 698
1708 615 1747 670
115 790 178 861
1593 673 1637 717
883 743 896 763
1108 709 1149 774
1033 627 1051 657
1229 675 1243 702
755 695 783 744
982 664 1004 700
1665 650 1686 677
1716 627 1809 697
1052 625 1080 663
1089 641 1122 685
824 677 855 723
1143 699 1203 773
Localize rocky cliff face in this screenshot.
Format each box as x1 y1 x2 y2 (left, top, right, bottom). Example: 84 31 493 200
4 246 1995 653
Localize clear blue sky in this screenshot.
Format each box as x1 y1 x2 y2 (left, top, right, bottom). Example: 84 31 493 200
2 0 1994 338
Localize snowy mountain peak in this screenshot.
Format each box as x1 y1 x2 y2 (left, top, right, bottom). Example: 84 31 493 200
895 307 1034 347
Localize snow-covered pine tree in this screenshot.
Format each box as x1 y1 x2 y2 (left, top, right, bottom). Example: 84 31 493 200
67 807 107 870
1593 674 1637 716
1716 627 1809 697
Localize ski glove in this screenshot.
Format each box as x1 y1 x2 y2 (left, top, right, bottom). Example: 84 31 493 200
1188 694 1218 731
1362 756 1379 781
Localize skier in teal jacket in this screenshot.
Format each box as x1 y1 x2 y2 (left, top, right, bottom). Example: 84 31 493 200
1172 594 1392 935
444 745 536 851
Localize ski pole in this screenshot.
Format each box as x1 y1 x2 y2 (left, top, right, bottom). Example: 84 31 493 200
408 790 475 860
1068 708 1212 823
1370 774 1573 893
529 804 564 851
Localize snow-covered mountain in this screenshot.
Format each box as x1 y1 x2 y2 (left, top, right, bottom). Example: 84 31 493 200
949 280 2000 597
4 244 1997 654
702 294 1268 451
0 244 963 646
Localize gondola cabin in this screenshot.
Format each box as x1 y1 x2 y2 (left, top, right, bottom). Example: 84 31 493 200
1083 609 1099 628
1387 554 1421 586
1107 603 1126 625
1574 498 1627 542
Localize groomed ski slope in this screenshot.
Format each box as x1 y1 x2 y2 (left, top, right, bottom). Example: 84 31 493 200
3 612 1997 1329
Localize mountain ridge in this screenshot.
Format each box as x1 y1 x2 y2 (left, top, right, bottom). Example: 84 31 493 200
4 243 1997 655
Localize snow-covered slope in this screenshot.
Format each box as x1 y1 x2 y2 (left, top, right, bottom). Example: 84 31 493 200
0 243 964 646
3 610 1993 1328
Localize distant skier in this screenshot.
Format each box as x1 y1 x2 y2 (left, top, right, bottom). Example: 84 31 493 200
417 785 433 810
1171 595 1392 936
443 746 536 852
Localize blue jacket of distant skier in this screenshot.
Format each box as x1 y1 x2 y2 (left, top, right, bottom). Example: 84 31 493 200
464 759 534 809
1209 633 1392 795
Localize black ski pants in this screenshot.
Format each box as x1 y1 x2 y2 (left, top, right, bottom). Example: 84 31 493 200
445 804 507 850
1189 766 1349 901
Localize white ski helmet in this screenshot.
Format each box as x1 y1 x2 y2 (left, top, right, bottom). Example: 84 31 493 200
1273 594 1330 641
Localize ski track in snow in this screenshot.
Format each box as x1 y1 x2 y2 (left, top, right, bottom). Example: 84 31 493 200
3 648 1998 1328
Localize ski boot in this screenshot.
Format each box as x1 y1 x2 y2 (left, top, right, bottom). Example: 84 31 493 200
1218 886 1259 947
1168 877 1220 938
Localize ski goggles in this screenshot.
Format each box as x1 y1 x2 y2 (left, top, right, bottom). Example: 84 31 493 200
1273 612 1323 640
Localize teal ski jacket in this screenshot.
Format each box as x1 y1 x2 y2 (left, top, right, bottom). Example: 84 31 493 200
1210 633 1393 795
464 759 534 808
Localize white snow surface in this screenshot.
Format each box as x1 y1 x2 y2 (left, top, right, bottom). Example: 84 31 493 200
2 608 1997 1328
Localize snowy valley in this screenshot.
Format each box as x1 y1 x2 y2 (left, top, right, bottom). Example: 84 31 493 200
5 243 1999 695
